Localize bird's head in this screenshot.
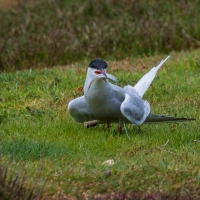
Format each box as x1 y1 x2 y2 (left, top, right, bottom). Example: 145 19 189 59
84 59 118 95
88 59 108 79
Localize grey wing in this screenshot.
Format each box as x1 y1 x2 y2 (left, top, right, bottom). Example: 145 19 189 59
68 96 95 123
120 89 150 125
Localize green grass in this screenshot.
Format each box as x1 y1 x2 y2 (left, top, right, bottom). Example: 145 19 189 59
0 50 200 198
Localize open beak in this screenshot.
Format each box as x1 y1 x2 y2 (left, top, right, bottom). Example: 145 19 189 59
94 69 108 79
88 70 118 92
88 70 108 91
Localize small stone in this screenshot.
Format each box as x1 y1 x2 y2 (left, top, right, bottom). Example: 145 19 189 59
102 159 114 166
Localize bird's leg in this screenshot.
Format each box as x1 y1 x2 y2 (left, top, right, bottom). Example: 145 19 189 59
107 120 111 129
118 125 122 133
118 120 123 133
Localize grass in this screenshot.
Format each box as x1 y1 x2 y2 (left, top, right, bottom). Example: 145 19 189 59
1 0 200 71
0 49 200 198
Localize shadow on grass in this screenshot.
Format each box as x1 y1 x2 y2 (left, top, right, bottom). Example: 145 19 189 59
0 137 77 161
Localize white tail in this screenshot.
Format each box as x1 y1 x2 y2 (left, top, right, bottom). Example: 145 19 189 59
134 56 170 97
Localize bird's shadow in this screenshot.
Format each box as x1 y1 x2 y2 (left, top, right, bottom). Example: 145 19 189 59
95 124 151 137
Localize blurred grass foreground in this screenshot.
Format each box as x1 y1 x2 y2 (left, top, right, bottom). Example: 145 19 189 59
0 0 200 71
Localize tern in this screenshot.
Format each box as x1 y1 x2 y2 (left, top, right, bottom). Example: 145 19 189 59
68 57 195 133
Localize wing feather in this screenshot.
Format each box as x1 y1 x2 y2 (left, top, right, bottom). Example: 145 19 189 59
120 91 150 125
134 56 170 97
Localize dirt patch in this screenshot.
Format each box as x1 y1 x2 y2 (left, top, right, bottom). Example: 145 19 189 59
41 190 200 200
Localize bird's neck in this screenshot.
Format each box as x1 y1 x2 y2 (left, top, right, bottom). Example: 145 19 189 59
84 77 109 97
83 71 95 95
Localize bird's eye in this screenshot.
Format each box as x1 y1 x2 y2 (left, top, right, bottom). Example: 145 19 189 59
94 70 101 75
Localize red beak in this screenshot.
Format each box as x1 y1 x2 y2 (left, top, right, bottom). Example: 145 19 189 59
94 70 108 79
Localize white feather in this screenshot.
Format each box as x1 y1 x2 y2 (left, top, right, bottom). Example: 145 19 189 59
134 56 170 97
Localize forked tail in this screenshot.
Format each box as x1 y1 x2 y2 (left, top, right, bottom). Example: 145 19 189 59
144 114 195 124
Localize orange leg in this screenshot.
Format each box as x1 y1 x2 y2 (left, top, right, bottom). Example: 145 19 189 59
118 125 122 133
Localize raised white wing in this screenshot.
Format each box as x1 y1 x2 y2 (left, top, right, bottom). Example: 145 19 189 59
134 56 170 97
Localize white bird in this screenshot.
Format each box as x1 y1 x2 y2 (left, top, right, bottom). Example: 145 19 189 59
68 57 195 133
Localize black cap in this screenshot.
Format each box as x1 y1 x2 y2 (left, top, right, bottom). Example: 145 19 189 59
88 59 107 70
